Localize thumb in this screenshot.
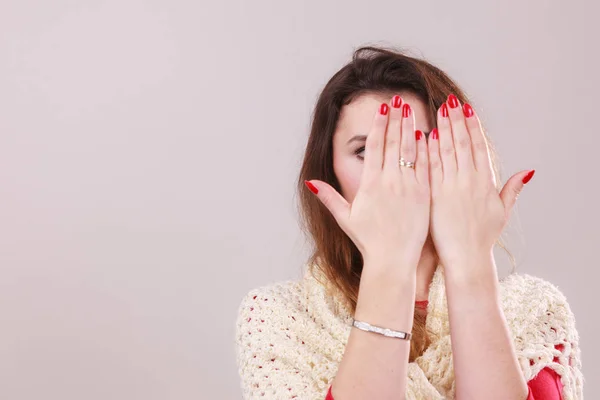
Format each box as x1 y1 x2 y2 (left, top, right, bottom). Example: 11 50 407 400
499 169 535 213
304 180 350 229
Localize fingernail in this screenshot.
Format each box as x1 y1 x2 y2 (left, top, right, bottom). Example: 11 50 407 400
380 103 389 115
463 103 474 118
522 170 535 184
448 94 459 109
415 130 422 140
392 95 402 108
305 180 319 194
402 103 411 118
431 128 439 140
440 103 449 117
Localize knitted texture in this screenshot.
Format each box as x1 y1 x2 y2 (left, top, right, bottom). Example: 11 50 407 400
235 265 583 399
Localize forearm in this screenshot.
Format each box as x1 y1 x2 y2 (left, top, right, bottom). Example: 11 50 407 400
332 257 417 400
444 256 528 400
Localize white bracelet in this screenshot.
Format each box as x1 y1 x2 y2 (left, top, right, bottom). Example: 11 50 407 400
352 319 412 340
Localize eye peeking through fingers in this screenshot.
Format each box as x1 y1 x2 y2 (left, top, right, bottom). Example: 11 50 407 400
354 146 365 160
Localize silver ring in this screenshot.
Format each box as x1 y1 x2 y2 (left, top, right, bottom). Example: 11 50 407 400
399 157 415 169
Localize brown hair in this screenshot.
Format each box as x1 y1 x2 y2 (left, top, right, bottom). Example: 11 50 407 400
296 45 511 362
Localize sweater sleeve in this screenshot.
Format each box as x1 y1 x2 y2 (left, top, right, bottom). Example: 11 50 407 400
515 275 583 398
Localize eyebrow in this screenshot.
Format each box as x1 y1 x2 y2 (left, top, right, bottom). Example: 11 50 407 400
346 135 368 145
347 131 433 145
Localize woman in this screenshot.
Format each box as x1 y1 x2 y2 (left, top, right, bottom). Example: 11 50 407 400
235 46 583 399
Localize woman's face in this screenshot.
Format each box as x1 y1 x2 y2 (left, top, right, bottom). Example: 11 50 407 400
332 92 434 203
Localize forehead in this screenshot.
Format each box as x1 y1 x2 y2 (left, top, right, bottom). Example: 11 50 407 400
335 92 432 140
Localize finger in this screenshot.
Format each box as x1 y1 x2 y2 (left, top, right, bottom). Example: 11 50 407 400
446 94 475 172
414 129 429 186
383 95 404 173
427 128 442 193
304 179 351 231
463 103 494 184
499 170 535 214
362 103 390 183
437 103 457 179
399 102 417 178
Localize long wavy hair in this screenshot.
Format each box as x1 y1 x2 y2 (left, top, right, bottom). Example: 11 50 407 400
296 45 512 362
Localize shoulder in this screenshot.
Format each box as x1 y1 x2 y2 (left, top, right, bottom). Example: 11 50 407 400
235 278 306 334
235 271 352 342
499 273 574 319
234 279 309 388
234 274 350 398
499 272 577 333
499 274 583 395
500 273 569 306
498 273 580 362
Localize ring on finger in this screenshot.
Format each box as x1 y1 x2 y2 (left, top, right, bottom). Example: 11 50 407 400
399 157 415 169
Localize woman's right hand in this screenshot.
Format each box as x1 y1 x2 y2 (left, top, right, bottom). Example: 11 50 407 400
305 95 431 269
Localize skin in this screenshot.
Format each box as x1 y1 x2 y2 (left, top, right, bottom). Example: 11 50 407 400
320 91 534 398
332 91 437 301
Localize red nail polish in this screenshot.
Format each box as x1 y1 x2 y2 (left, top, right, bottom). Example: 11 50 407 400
305 180 319 194
392 95 402 108
440 103 449 117
448 94 459 109
415 130 422 140
522 170 535 184
380 103 389 115
402 103 411 118
463 103 474 118
431 128 439 140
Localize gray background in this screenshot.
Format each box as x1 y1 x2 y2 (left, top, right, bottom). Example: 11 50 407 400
0 0 597 399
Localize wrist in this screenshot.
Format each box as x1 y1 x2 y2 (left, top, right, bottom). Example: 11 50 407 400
444 256 500 301
356 264 417 328
362 249 421 274
443 250 496 281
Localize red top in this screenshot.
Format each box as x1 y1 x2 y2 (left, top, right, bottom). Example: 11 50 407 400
326 301 564 400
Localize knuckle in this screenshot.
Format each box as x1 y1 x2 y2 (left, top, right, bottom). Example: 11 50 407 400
320 193 333 209
386 136 399 148
429 158 442 170
401 144 416 160
440 146 455 157
456 136 472 149
366 136 382 150
472 140 488 153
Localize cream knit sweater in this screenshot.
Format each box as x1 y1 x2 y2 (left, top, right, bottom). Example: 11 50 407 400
235 264 583 399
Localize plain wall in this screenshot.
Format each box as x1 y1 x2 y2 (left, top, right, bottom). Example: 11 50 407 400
0 0 597 398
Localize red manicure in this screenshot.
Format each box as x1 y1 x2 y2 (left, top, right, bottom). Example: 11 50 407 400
415 130 423 140
402 103 411 118
440 103 449 117
522 170 535 184
380 103 389 115
463 103 474 118
392 95 402 108
431 128 439 140
305 180 319 194
448 94 459 109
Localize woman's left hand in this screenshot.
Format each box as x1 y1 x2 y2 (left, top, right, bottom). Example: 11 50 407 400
427 94 535 271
